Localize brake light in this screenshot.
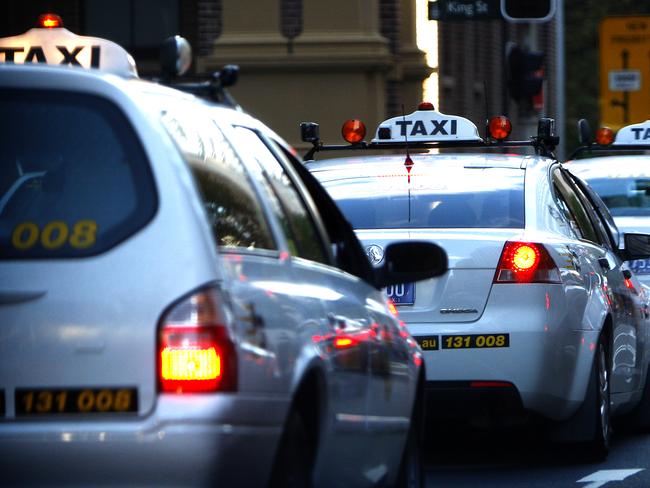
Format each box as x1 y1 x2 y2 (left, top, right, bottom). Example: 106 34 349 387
494 241 561 284
334 336 357 349
159 288 236 393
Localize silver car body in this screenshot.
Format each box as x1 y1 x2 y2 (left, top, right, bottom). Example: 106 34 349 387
0 58 425 487
309 151 650 426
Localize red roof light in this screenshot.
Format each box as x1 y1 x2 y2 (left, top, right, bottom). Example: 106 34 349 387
341 119 366 144
37 13 63 29
595 127 614 145
488 116 512 141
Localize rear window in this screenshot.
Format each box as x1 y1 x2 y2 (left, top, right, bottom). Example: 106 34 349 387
582 177 650 217
320 167 525 229
0 90 157 259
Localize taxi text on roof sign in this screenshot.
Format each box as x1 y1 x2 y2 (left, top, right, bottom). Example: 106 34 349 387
372 108 482 143
614 120 650 145
0 21 137 76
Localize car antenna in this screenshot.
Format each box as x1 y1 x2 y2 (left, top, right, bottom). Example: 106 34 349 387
483 80 490 140
402 104 414 183
402 104 413 223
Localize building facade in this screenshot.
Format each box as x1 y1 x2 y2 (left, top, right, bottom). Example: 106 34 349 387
1 1 559 151
0 0 431 151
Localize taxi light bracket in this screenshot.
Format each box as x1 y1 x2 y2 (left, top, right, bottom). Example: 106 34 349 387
301 116 560 160
569 118 650 160
158 36 242 110
161 65 241 110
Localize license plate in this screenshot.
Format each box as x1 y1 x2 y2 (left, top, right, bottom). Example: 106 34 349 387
415 335 439 350
15 387 138 415
629 258 650 275
386 282 415 305
441 334 510 349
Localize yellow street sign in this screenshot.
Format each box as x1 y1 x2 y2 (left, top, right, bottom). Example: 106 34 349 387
600 16 650 130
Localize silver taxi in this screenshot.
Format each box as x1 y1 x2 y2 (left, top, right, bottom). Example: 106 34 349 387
0 16 447 487
568 120 650 287
303 107 650 460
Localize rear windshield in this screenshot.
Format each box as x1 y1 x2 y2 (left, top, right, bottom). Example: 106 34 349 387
0 90 156 259
320 167 525 229
582 177 650 217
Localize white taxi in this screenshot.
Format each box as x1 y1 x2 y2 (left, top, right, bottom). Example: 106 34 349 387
0 15 448 487
303 106 650 460
568 120 650 287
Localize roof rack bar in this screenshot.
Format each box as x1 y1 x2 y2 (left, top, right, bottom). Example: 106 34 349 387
569 144 650 160
304 139 554 160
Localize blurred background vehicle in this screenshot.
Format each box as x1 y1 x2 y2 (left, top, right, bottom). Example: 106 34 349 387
568 119 650 287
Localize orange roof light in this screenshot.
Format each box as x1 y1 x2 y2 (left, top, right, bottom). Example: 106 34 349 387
418 102 435 110
37 13 63 28
595 126 614 145
341 119 366 144
488 116 512 141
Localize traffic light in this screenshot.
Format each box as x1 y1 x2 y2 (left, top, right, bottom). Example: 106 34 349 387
506 45 545 107
501 0 556 23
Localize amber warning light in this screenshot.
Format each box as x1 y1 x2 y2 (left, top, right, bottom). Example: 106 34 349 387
37 13 63 29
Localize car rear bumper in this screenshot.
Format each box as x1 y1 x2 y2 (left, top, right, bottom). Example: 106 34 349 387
0 394 289 487
407 288 601 421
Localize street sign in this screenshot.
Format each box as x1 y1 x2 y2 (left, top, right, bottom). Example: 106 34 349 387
428 0 500 21
608 70 641 92
600 16 650 129
428 0 555 22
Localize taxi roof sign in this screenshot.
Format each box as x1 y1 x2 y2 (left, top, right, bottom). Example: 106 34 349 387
0 23 137 76
300 106 559 160
371 108 483 144
614 120 650 145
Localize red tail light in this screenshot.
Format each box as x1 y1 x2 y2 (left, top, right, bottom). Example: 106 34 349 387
159 287 236 393
333 335 358 349
493 241 560 284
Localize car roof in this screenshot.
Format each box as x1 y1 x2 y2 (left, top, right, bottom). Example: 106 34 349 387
567 154 650 179
0 62 270 132
307 152 546 182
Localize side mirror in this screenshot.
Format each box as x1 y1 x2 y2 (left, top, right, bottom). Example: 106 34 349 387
160 35 192 79
578 118 592 145
623 233 650 261
374 241 448 289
